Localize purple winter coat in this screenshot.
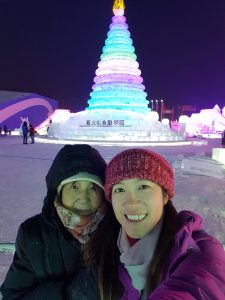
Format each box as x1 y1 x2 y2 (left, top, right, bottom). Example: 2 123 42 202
119 210 225 300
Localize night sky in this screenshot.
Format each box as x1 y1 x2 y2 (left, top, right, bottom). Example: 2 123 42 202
1 0 225 112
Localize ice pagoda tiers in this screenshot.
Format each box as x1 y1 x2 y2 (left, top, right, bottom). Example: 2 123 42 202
49 0 185 142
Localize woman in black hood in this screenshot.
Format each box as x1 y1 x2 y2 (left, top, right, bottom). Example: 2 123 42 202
1 144 107 300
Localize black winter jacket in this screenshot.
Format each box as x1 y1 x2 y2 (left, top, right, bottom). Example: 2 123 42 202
0 144 107 300
0 212 82 300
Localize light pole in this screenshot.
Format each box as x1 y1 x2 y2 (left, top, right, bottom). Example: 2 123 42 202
155 99 158 112
150 99 154 110
160 99 164 121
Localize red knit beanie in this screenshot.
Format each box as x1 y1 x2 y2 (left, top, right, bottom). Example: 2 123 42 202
105 148 174 201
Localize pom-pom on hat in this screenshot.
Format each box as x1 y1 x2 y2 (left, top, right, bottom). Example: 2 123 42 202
105 148 174 201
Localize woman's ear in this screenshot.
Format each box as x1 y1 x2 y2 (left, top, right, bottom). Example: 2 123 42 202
164 195 169 205
162 189 169 205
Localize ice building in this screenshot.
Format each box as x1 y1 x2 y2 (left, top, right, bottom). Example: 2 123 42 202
0 91 58 130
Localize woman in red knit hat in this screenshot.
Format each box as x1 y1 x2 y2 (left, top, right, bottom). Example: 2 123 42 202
68 148 225 300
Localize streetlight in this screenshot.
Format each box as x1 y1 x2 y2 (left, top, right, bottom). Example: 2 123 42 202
160 99 164 121
150 99 154 110
155 99 158 112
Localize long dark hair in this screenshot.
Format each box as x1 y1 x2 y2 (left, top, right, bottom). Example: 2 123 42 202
83 201 123 300
146 200 179 294
83 200 179 299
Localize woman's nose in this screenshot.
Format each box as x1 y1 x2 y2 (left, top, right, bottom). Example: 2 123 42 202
123 192 140 206
76 189 89 198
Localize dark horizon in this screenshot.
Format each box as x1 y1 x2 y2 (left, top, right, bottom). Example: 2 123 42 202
1 0 225 112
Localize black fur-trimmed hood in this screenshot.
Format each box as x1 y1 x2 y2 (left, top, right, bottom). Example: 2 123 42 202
42 144 106 222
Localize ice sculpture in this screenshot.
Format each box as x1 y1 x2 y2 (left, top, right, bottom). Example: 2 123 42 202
86 0 149 114
48 0 183 142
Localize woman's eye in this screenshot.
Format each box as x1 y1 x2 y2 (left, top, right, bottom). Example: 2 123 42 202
113 187 124 193
139 185 150 190
89 185 97 191
71 185 78 190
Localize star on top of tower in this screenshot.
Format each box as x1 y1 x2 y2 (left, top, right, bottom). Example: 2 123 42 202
113 0 125 11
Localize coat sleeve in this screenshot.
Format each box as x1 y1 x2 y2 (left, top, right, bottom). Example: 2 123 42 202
0 223 66 300
149 241 225 300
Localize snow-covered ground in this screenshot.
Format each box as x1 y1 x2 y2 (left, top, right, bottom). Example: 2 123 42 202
0 135 224 285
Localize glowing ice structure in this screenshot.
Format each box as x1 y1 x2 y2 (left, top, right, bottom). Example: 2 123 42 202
49 0 184 142
86 3 149 114
48 109 185 142
179 105 225 137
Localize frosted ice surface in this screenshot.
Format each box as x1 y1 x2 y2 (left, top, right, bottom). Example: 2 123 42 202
180 156 225 179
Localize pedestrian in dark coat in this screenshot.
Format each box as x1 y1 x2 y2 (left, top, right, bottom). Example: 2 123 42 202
29 124 35 143
3 125 7 136
0 144 107 300
68 148 225 300
22 121 29 144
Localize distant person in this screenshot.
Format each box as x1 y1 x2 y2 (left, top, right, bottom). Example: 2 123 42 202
0 144 108 299
22 121 29 144
29 124 35 144
69 148 225 299
222 130 225 148
47 119 52 132
3 125 7 136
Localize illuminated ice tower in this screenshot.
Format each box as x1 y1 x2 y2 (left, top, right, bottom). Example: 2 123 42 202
49 0 184 142
86 0 150 114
